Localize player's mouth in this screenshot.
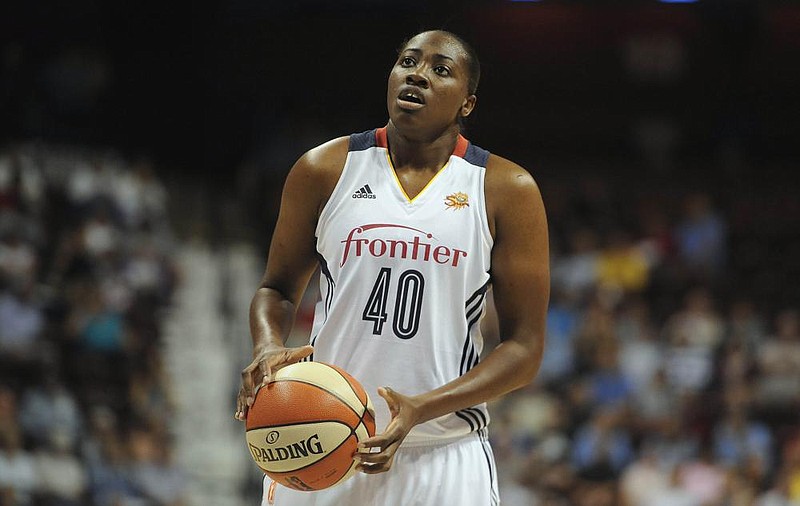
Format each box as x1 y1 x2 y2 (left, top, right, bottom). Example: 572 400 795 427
397 89 426 111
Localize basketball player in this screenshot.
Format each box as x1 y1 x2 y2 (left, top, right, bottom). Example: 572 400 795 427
236 30 549 505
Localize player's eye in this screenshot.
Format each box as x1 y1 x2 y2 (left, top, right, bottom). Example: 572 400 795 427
400 57 415 67
433 65 451 76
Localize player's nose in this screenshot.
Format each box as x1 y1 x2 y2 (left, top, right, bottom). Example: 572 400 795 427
405 71 428 89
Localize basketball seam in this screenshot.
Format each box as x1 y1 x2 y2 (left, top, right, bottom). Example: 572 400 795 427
324 365 375 436
327 365 368 409
247 419 350 431
267 378 365 420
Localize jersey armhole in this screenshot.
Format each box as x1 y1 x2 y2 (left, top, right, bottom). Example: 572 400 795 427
315 149 353 241
478 166 495 251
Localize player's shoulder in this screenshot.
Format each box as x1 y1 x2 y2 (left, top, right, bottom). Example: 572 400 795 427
484 153 540 198
284 136 348 196
295 136 350 176
482 153 546 239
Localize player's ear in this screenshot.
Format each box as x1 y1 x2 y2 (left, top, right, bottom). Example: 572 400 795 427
460 95 476 118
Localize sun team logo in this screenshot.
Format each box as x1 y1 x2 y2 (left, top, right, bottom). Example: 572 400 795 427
340 224 467 268
444 192 469 210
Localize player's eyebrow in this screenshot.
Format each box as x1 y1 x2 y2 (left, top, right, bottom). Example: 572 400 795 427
402 48 456 62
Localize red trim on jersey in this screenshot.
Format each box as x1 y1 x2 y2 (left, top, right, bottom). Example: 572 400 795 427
453 134 469 158
376 127 389 148
375 127 471 158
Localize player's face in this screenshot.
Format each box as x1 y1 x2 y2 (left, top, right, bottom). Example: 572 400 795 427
387 32 476 137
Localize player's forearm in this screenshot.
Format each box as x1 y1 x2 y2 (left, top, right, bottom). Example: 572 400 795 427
411 336 543 425
249 286 297 356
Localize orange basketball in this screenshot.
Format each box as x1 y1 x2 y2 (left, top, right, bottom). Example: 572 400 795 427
245 361 376 491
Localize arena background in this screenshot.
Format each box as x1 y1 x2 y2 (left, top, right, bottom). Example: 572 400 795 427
1 1 799 505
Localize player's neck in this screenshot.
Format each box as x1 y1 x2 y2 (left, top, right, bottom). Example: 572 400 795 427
386 122 460 172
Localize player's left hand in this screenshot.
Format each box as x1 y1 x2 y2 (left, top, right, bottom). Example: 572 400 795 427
354 386 421 474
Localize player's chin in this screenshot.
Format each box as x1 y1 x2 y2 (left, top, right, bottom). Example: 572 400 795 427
389 103 426 122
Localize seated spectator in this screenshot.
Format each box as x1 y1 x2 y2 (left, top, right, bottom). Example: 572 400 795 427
726 298 766 353
0 425 38 506
80 207 121 262
755 468 795 506
674 193 726 279
0 283 44 362
640 416 699 472
756 309 800 412
620 451 670 506
128 352 173 427
678 444 729 506
551 228 600 300
18 372 84 449
643 466 701 506
664 288 724 392
712 407 773 481
86 432 141 506
664 333 715 394
631 369 681 436
571 407 634 480
0 385 19 450
618 299 663 393
34 428 88 505
574 297 617 373
587 342 633 408
0 231 38 288
67 282 126 354
664 287 725 351
596 229 650 294
538 289 580 382
128 427 187 506
113 158 168 230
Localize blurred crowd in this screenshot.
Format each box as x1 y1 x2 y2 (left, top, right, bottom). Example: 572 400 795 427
0 142 185 506
489 180 800 506
3 138 798 506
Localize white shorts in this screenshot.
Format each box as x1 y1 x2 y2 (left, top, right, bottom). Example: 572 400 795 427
262 430 500 506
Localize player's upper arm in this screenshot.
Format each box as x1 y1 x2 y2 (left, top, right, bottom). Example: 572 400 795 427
485 155 550 353
260 137 349 304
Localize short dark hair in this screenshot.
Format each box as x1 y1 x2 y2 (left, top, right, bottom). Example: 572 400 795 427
398 30 481 95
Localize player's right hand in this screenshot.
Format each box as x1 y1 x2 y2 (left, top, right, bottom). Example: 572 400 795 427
235 344 314 421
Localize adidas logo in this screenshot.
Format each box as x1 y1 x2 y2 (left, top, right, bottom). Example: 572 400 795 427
352 184 376 199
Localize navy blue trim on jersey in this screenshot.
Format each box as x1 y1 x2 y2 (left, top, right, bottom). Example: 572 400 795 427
464 143 490 167
457 280 491 434
456 407 488 432
478 429 500 506
460 280 490 375
303 334 318 363
307 251 336 363
316 251 335 321
455 410 477 431
467 407 488 429
461 301 484 375
465 280 490 308
348 129 377 152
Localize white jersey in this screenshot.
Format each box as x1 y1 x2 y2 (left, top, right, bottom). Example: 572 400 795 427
306 127 493 445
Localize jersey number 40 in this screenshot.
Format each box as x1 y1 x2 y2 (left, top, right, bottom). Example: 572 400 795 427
362 268 424 339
